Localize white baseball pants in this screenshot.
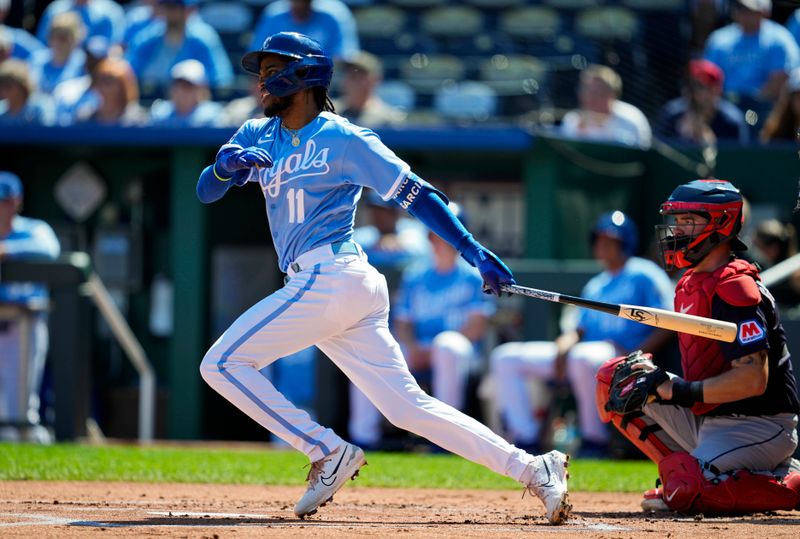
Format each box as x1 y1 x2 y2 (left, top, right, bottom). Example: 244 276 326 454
490 340 617 445
200 244 535 482
0 313 49 442
349 330 474 446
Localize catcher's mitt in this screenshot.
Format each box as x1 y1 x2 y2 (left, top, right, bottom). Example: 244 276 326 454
605 350 669 414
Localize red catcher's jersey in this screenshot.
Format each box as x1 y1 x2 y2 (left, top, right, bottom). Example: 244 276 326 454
674 258 761 415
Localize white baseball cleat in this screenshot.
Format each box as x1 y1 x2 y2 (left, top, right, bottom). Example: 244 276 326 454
525 450 571 525
294 442 366 519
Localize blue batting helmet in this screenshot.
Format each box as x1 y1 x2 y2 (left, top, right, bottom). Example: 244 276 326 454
590 210 639 257
241 32 333 97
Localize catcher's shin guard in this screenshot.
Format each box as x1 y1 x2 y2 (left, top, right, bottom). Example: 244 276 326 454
595 356 673 464
658 452 800 514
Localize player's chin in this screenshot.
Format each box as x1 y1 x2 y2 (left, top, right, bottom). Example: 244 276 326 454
263 94 293 118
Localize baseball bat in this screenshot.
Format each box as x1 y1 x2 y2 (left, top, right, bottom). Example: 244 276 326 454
500 284 737 343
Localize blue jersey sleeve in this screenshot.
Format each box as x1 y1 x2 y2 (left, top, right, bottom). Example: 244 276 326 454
219 119 259 153
341 127 410 199
713 298 769 360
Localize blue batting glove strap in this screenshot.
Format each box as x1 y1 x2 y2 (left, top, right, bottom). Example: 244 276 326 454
463 244 515 296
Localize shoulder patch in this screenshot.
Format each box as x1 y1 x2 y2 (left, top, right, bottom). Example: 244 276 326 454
716 274 761 307
738 319 766 345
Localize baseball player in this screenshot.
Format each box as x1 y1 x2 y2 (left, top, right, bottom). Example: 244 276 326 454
0 172 61 443
195 32 571 524
349 203 494 448
596 179 800 514
490 211 673 456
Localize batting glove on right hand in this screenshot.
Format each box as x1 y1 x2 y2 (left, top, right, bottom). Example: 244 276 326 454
216 146 273 175
474 248 515 296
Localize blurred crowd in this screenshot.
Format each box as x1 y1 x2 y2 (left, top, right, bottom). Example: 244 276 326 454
0 0 798 142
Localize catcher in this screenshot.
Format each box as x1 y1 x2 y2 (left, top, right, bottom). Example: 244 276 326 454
596 179 800 514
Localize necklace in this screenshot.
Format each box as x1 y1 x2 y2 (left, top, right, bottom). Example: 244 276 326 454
284 125 301 147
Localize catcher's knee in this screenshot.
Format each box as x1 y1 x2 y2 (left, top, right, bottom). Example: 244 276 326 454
595 355 626 423
595 354 674 464
659 452 800 514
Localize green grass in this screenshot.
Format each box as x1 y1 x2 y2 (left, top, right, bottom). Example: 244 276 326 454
0 443 656 492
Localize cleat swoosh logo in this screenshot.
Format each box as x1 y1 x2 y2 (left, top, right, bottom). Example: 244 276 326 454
319 447 348 487
665 487 680 502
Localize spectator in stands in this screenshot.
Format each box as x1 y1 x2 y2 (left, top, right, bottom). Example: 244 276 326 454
559 65 652 149
250 0 358 61
126 0 233 92
28 11 86 95
704 0 799 107
0 171 61 443
36 0 125 47
752 218 800 307
760 66 800 143
349 203 493 449
334 51 407 128
0 59 54 125
220 76 263 126
123 0 215 50
490 212 673 457
0 0 45 61
51 35 117 124
655 59 749 146
149 59 222 127
75 57 147 126
352 191 428 270
785 7 800 48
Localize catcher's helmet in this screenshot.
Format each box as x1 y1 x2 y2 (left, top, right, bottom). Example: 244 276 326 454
590 211 639 257
240 32 333 97
656 179 747 270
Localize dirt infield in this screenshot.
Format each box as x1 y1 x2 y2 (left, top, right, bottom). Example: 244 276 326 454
1 481 799 538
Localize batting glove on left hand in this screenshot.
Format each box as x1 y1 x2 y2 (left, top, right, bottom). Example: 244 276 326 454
216 146 273 175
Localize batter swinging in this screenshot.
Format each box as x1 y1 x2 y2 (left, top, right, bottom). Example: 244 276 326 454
195 32 571 524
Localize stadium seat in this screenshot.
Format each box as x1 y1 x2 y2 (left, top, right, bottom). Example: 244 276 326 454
575 7 640 41
464 0 528 9
621 0 685 9
376 80 417 111
399 53 466 93
543 0 601 9
420 6 485 38
498 6 561 40
479 54 547 96
354 5 407 38
434 81 498 122
388 0 448 8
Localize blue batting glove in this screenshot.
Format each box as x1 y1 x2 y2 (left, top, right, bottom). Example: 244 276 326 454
216 146 273 174
474 248 515 296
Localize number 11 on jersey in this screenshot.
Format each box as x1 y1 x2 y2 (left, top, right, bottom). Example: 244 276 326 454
287 188 305 223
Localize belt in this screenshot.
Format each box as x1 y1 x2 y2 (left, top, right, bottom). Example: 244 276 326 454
287 240 362 276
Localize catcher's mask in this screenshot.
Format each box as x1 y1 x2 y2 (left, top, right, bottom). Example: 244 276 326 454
656 179 747 270
240 32 333 97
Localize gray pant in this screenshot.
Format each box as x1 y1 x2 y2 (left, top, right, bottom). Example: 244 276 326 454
643 402 798 477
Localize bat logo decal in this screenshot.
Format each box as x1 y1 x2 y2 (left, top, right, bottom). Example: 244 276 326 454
625 308 654 322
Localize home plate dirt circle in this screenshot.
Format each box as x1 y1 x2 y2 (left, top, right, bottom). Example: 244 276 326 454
1 481 798 537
